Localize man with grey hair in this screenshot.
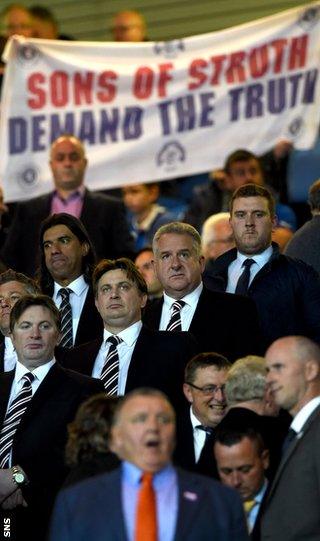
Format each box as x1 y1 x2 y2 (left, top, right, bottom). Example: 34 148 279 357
50 387 249 541
201 212 234 261
143 221 261 361
219 355 289 479
285 178 320 275
0 269 40 372
261 336 320 540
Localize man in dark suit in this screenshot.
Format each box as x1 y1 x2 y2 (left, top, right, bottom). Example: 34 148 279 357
38 213 103 347
174 352 231 477
63 258 197 409
261 335 320 541
50 387 249 541
214 426 270 540
204 184 320 350
1 135 134 276
0 294 104 541
143 221 262 361
0 270 40 372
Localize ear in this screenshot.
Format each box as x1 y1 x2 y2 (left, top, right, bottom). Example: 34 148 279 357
81 242 89 256
140 293 148 309
271 215 278 231
199 255 206 273
304 359 320 382
183 383 193 404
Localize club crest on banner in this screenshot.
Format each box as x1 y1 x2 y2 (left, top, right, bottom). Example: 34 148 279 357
157 141 186 171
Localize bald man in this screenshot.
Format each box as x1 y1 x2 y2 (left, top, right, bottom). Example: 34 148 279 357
261 336 320 541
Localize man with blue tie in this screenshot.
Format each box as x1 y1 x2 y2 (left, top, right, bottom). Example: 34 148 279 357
50 387 249 541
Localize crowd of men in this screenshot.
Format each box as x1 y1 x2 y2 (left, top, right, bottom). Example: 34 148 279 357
1 5 320 541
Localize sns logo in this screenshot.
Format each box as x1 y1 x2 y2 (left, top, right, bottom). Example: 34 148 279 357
3 517 10 538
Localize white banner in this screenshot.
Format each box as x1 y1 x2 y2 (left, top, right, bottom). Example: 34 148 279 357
1 2 320 202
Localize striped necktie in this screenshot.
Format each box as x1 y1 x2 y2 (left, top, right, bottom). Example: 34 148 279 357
235 259 255 295
100 336 123 396
0 372 35 468
166 300 185 332
59 288 73 348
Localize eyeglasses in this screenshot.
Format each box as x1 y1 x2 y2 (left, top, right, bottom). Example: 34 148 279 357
186 382 226 396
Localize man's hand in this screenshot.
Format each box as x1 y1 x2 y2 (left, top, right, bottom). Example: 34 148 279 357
1 488 27 510
0 469 17 501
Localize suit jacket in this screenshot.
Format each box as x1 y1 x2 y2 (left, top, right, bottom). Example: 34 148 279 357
174 405 218 478
61 325 198 410
261 404 320 541
143 286 263 361
49 466 249 541
0 363 104 541
1 189 134 276
204 245 320 350
72 285 104 346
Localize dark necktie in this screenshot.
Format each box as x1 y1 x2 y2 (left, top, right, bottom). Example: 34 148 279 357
59 288 73 348
166 300 185 332
135 472 157 541
281 427 297 457
196 425 217 476
235 259 255 295
0 372 35 468
100 336 123 396
196 424 214 439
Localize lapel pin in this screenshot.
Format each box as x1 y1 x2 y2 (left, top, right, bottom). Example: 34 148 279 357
183 491 198 501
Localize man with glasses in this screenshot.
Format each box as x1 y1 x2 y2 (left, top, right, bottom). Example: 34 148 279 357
174 352 231 477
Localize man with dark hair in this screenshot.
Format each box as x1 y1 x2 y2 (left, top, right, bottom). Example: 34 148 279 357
214 426 269 539
0 294 104 541
0 269 40 371
1 134 134 276
143 221 262 360
174 352 231 476
38 213 103 347
50 387 249 541
63 258 197 409
285 178 320 275
205 184 320 349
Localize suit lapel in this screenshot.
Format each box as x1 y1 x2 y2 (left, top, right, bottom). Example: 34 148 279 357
0 342 5 372
174 469 208 540
267 404 320 501
0 370 14 426
145 298 163 329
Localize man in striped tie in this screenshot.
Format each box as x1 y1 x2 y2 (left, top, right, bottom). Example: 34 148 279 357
0 294 104 540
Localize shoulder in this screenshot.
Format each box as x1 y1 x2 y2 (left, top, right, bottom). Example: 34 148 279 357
57 364 104 392
177 467 241 504
58 467 121 503
84 190 123 209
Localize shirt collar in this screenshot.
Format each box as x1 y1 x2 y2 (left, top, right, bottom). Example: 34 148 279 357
53 185 85 202
4 336 15 354
254 479 268 503
122 461 175 489
291 396 320 433
236 245 273 269
54 275 88 299
163 281 203 308
133 204 166 231
103 320 142 347
14 358 55 382
189 405 204 431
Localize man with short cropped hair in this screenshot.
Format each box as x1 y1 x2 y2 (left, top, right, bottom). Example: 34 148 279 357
50 388 249 541
1 134 134 276
205 183 320 349
174 352 231 476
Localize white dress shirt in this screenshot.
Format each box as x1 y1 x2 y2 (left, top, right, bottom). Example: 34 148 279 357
92 321 142 395
190 407 207 462
291 395 320 434
159 282 203 331
4 336 17 372
226 246 273 293
53 275 89 343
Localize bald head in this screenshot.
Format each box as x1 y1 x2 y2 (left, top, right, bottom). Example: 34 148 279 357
265 336 320 416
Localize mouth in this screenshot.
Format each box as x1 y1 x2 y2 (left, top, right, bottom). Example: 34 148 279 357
209 404 226 412
25 343 43 349
108 303 123 309
145 437 160 449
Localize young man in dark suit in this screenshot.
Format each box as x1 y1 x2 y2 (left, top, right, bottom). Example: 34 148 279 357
1 135 134 276
50 388 249 541
0 295 104 541
143 221 262 361
63 258 197 409
38 213 103 347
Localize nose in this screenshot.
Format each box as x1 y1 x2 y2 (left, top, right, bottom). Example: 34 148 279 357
245 213 254 227
110 286 120 298
30 325 41 339
214 387 225 402
230 471 242 488
171 254 181 269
